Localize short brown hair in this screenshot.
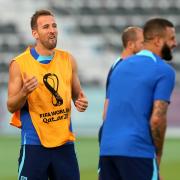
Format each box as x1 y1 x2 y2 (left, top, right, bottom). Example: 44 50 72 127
31 9 54 30
121 27 142 48
143 18 174 41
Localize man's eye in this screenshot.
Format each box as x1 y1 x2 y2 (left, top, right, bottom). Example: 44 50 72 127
43 26 49 29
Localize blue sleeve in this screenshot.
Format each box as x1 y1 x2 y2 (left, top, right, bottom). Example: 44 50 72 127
154 67 175 103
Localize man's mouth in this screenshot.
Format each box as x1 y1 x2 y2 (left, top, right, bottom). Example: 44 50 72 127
49 36 56 40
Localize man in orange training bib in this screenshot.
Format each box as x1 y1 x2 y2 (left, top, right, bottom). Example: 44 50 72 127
7 9 88 180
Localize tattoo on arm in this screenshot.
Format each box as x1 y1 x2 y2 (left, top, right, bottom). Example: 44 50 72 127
153 101 168 118
150 100 168 157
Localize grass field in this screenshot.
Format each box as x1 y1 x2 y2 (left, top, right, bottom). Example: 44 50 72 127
0 136 179 180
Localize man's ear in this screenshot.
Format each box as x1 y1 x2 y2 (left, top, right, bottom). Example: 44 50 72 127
32 29 38 40
127 41 134 50
154 36 164 48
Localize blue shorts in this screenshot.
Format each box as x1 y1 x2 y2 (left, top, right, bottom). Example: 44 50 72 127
99 156 159 180
18 144 80 180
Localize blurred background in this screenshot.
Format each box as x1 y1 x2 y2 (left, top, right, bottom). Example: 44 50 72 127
0 0 180 179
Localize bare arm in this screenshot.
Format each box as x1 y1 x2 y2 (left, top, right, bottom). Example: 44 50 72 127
102 99 109 120
150 100 168 166
7 61 38 113
70 55 88 112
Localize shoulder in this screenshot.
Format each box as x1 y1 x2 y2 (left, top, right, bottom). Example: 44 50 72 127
157 59 175 76
155 60 176 86
111 57 123 69
10 47 30 66
55 48 76 69
55 48 72 58
15 47 31 60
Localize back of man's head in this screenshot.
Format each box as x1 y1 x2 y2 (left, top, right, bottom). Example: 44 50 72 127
143 18 174 42
121 27 142 48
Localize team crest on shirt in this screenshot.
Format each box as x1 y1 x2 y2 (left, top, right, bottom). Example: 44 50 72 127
43 73 63 106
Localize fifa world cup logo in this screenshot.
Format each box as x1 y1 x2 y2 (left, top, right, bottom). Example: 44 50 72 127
43 73 63 106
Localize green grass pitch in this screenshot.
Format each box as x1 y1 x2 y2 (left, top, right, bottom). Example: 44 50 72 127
0 136 179 180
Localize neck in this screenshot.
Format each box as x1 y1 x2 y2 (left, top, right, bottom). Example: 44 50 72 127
35 44 54 56
121 48 134 59
143 42 162 57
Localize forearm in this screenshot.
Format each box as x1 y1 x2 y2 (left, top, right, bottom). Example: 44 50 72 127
150 117 167 165
7 89 27 113
72 89 82 102
150 100 169 166
7 61 38 113
70 55 88 111
102 99 109 120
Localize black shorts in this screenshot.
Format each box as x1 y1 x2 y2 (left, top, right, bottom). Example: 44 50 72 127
99 156 159 180
18 144 80 180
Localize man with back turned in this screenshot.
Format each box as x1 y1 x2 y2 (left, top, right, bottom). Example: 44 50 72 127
99 18 177 180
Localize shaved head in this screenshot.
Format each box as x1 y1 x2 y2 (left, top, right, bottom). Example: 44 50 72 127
143 18 174 41
122 27 143 48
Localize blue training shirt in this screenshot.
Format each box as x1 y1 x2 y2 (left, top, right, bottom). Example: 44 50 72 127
100 50 176 158
106 57 122 99
98 57 122 143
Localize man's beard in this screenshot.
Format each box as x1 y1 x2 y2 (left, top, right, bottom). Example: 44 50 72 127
41 38 57 50
161 43 173 61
